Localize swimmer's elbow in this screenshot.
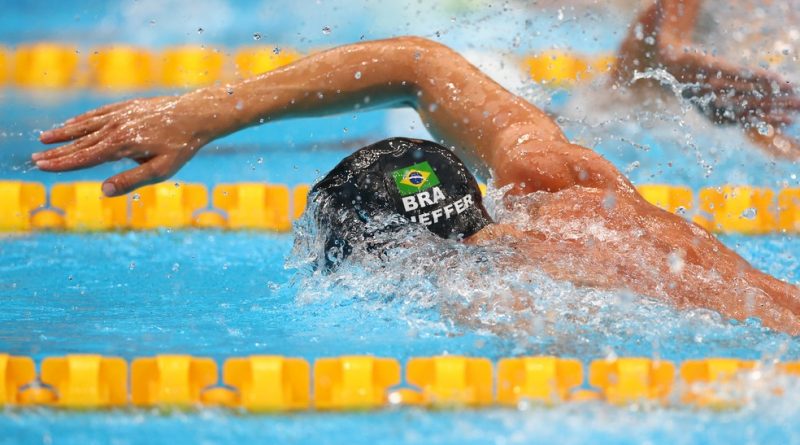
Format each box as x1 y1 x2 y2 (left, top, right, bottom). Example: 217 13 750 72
386 36 464 104
392 36 454 54
392 36 461 70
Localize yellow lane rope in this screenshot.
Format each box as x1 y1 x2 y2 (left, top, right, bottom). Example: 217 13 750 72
0 43 789 89
0 181 798 234
1 354 797 410
0 44 616 89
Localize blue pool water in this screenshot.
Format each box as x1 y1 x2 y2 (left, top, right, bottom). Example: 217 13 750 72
2 230 800 445
3 1 800 444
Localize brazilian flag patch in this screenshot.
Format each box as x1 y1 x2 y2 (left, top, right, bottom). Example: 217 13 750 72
391 161 441 196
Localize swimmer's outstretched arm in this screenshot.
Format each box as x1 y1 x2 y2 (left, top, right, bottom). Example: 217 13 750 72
614 0 800 158
35 36 800 332
37 36 576 196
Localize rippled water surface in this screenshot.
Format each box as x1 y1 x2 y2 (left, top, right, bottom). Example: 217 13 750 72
2 230 800 444
3 0 800 443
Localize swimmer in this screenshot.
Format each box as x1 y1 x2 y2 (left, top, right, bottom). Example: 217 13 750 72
33 36 800 333
614 0 800 158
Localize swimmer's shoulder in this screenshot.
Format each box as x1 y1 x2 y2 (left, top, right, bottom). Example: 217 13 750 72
463 223 526 245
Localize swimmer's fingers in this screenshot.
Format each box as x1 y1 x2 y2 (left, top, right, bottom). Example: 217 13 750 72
762 113 794 128
703 85 799 126
36 118 111 153
39 113 117 145
746 129 800 160
38 99 145 145
774 94 800 112
33 129 111 162
739 94 800 127
63 100 131 125
708 74 797 107
714 66 791 94
103 155 176 197
35 142 117 172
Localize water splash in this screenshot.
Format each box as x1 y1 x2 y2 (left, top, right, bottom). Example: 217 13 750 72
286 184 794 360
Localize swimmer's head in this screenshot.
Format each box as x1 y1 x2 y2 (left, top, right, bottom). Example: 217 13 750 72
309 137 493 270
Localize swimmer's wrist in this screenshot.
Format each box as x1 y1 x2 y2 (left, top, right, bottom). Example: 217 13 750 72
180 84 257 139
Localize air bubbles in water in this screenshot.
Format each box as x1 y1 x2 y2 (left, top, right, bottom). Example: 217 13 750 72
273 47 281 55
354 71 362 80
252 32 262 41
742 207 757 220
322 26 331 35
756 121 773 136
197 27 204 34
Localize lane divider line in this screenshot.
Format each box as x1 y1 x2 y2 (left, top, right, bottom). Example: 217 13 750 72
1 181 798 234
1 354 796 410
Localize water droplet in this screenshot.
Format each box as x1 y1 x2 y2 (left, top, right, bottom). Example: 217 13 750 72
644 36 655 45
226 87 234 95
235 100 244 111
197 27 204 34
256 157 263 164
273 47 281 55
634 23 644 40
322 26 331 35
667 251 685 274
131 193 140 201
428 103 438 112
354 71 362 80
253 32 262 41
129 262 136 271
171 263 181 272
602 192 617 210
756 121 772 136
741 208 757 220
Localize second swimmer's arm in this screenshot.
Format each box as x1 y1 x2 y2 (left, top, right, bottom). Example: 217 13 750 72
37 36 567 196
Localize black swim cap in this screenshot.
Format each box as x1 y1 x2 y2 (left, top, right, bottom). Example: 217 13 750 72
309 137 492 269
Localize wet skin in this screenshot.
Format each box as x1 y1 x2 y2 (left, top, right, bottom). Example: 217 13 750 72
614 0 800 158
35 36 800 333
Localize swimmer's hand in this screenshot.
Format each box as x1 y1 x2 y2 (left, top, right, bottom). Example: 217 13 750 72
616 0 800 159
667 52 800 158
35 96 213 197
